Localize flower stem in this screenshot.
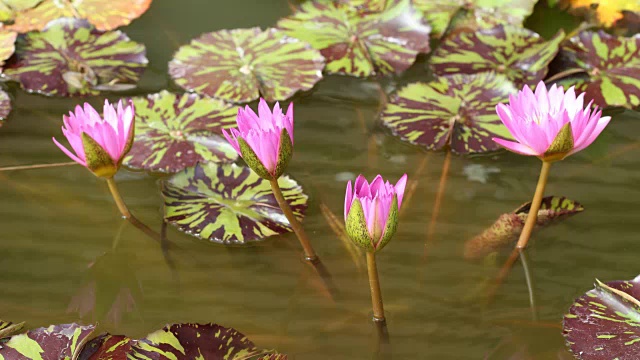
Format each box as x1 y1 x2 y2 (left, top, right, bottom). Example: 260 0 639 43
544 68 587 84
516 161 552 249
366 251 385 322
106 177 131 219
269 178 318 261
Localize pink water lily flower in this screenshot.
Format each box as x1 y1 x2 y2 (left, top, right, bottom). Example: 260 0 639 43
493 81 611 162
344 174 407 252
53 99 135 178
223 98 294 180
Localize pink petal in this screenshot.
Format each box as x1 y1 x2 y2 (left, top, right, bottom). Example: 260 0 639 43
369 175 384 196
53 137 86 166
354 175 369 196
571 116 611 154
344 181 353 221
284 102 294 144
395 174 408 209
222 128 241 155
493 137 540 156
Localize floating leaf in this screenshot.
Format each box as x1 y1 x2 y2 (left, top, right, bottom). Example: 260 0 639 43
464 196 584 260
0 89 11 122
169 27 323 103
4 0 152 33
380 72 516 154
3 18 147 97
78 334 132 360
552 30 640 108
563 275 640 359
124 91 238 173
0 30 16 69
129 323 258 360
161 162 307 245
0 319 25 339
431 25 564 87
277 0 431 77
0 323 95 360
412 0 537 37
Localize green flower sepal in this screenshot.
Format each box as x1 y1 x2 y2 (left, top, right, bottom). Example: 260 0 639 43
237 128 293 180
345 195 399 253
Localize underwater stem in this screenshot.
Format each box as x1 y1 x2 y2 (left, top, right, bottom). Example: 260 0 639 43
367 251 385 321
106 177 131 219
516 161 552 249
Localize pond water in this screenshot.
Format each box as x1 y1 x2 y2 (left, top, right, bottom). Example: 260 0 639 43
0 1 639 359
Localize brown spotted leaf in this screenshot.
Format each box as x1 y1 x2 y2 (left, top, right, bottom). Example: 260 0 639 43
0 323 95 359
161 163 308 245
77 334 132 360
123 91 238 173
380 72 516 154
169 27 324 103
277 0 431 77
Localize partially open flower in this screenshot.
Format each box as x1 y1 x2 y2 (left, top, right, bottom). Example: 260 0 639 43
53 100 135 178
223 98 294 180
344 174 407 252
493 81 610 162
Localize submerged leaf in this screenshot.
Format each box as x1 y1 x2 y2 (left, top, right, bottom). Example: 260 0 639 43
124 91 238 173
0 323 95 360
169 27 324 103
0 319 25 339
567 0 640 27
381 72 516 154
278 0 431 77
3 18 147 97
0 89 11 122
161 163 308 245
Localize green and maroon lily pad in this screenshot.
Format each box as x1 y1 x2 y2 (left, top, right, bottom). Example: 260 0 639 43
464 196 584 260
0 319 25 339
277 0 431 77
123 91 238 173
3 0 152 33
563 275 640 359
431 25 564 87
380 72 516 154
128 323 258 360
161 162 308 245
168 27 324 103
552 30 640 108
78 334 132 360
412 0 537 37
3 18 147 97
0 323 95 359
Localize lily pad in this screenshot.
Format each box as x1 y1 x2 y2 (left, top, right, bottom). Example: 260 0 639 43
128 323 258 360
78 334 132 360
4 0 152 33
464 196 584 260
563 275 640 359
124 91 238 173
430 25 564 87
168 27 324 103
0 319 25 339
0 89 11 121
277 0 431 77
412 0 537 37
3 18 148 97
0 30 16 68
380 72 516 154
161 162 308 245
552 30 640 109
0 323 95 359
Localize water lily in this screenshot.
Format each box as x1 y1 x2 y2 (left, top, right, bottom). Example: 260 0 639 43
222 98 294 180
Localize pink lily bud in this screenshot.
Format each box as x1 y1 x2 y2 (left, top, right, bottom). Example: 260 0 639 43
493 81 611 162
53 100 135 178
222 98 294 180
344 174 408 252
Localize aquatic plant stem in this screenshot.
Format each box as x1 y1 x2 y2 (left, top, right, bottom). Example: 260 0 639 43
0 161 77 172
106 177 131 219
366 251 385 321
269 178 318 261
425 151 451 252
520 249 539 321
516 161 552 249
544 68 587 84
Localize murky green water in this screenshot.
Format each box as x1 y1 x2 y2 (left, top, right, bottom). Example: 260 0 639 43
0 1 638 359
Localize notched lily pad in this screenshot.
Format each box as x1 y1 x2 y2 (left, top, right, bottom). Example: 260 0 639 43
552 30 640 108
381 72 516 154
0 323 95 359
3 18 148 97
431 25 564 87
464 196 584 260
0 319 25 339
78 334 132 360
169 27 324 103
277 0 431 77
161 162 308 245
563 275 640 360
124 91 238 173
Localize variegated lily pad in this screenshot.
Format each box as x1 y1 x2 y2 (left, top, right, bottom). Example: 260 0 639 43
0 30 16 69
563 275 640 359
3 18 147 97
0 323 95 359
169 27 324 103
0 89 11 122
381 72 516 154
464 196 584 260
0 319 25 339
431 25 564 87
277 0 431 77
78 334 132 360
553 30 640 108
412 0 537 37
124 91 238 173
161 162 308 245
3 0 152 32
